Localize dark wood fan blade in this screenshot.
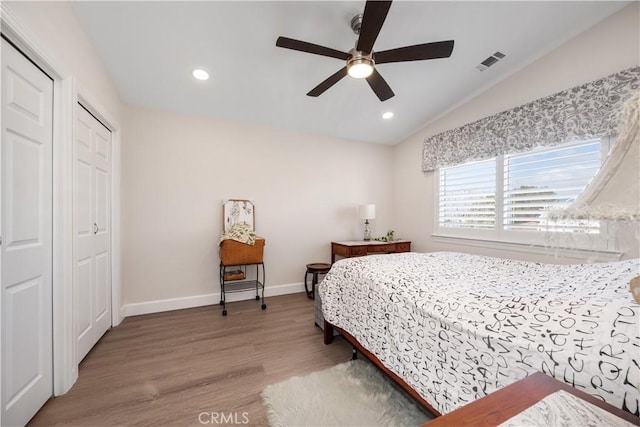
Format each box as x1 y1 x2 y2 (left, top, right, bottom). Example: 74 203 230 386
276 37 350 60
356 1 392 54
374 40 454 64
366 69 394 102
307 67 348 97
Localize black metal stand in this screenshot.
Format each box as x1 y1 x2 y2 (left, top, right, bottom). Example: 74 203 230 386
219 262 266 316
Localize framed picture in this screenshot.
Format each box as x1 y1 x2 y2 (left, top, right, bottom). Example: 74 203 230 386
223 199 255 232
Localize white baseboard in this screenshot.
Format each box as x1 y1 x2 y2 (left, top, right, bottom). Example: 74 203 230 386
122 282 305 318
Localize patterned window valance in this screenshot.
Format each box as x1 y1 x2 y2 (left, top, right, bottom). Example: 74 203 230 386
422 66 640 172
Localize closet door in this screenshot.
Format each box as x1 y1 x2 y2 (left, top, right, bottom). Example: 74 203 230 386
1 37 54 426
75 104 111 363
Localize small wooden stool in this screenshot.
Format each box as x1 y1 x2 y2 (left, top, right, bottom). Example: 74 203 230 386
304 263 331 299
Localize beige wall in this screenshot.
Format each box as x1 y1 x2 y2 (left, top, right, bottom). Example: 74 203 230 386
9 1 637 312
122 105 393 305
5 1 122 120
392 3 640 262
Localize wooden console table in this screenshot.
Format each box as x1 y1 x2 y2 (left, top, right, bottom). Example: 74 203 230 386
331 240 411 263
427 372 640 426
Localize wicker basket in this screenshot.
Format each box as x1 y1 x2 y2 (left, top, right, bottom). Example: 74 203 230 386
220 238 265 266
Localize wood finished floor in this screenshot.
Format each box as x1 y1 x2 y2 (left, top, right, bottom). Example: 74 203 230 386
29 293 352 426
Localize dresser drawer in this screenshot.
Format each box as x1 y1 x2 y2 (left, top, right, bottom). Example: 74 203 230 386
350 246 368 256
395 242 411 252
367 244 389 253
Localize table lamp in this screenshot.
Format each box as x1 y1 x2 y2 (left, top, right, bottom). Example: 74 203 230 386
359 204 376 241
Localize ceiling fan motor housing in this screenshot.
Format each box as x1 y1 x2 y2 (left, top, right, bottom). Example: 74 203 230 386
351 14 363 35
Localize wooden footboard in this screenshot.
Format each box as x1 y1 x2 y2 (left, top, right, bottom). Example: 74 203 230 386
323 320 441 417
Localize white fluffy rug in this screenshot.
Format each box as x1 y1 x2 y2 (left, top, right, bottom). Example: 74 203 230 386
261 360 433 427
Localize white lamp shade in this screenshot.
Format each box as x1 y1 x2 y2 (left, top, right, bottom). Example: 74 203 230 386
359 204 376 220
550 92 640 221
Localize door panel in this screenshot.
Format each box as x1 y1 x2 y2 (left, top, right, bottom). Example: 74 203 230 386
77 162 92 238
95 168 108 237
76 259 92 337
1 38 53 426
5 132 42 246
5 66 49 138
5 277 43 401
95 253 109 321
75 104 111 363
95 131 109 162
6 68 43 120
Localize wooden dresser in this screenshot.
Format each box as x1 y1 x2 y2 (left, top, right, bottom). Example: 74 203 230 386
331 240 411 263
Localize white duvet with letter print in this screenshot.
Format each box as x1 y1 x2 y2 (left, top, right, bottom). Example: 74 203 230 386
318 252 640 415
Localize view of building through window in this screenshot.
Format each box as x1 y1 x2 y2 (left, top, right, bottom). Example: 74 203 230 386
503 140 601 233
438 139 602 237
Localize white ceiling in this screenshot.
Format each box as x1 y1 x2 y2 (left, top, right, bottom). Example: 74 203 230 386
72 1 629 145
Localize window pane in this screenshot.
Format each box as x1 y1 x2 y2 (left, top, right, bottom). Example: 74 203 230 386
503 140 601 233
439 159 496 229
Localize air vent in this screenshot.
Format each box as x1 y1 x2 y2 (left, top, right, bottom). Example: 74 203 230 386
476 51 506 71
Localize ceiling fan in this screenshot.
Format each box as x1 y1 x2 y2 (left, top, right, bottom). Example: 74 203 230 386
275 0 454 102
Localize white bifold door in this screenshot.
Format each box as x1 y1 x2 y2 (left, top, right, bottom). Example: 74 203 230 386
1 38 54 425
75 104 112 363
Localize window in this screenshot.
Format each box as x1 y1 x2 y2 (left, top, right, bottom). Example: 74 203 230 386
437 139 610 248
503 141 601 234
439 159 496 231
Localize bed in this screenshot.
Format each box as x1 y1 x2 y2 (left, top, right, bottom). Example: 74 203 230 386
318 251 640 416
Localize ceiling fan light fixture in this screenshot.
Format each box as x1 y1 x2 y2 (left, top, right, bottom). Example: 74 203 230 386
347 57 374 79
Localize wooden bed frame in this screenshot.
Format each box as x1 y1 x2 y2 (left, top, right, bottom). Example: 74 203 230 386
324 319 640 425
323 319 442 418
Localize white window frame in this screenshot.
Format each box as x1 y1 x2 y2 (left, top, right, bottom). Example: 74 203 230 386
436 157 499 241
434 138 618 255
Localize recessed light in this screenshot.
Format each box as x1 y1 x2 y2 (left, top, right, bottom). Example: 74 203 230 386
192 69 210 81
382 112 394 120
